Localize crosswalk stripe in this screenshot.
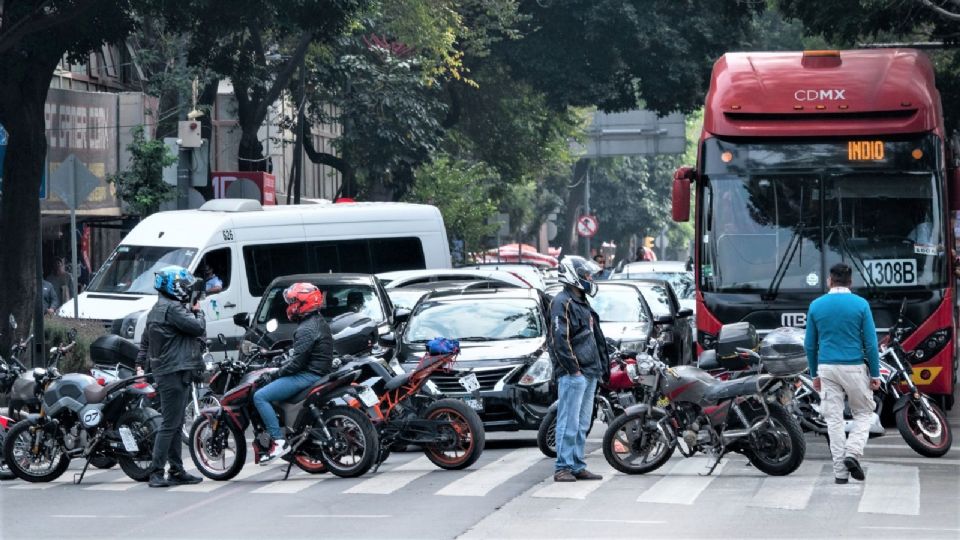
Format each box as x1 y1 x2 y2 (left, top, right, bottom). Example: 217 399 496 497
345 457 435 495
10 467 110 490
531 458 616 500
83 462 200 492
252 470 327 494
748 460 823 510
636 457 727 505
169 461 283 493
436 449 543 497
857 464 920 516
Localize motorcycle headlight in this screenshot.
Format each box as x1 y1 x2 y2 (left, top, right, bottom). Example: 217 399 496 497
619 339 646 353
519 355 552 386
626 363 639 381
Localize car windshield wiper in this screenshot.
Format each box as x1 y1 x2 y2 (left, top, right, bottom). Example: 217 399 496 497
762 222 806 301
458 336 495 342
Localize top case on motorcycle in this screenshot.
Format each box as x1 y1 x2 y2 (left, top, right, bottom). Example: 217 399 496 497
702 376 760 402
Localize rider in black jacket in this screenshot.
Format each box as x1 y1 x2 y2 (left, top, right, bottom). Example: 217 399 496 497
254 282 335 464
137 266 205 488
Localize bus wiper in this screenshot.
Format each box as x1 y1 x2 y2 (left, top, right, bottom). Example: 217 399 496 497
762 223 804 301
830 223 881 299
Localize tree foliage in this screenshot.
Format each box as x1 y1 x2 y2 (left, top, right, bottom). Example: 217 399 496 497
107 126 178 218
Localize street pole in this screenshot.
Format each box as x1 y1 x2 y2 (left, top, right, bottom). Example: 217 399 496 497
69 159 78 318
34 200 44 368
176 51 191 209
584 162 591 258
293 56 304 204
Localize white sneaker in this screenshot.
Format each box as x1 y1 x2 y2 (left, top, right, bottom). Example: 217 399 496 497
260 439 289 465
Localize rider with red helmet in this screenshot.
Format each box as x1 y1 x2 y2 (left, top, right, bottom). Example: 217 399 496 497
253 282 335 464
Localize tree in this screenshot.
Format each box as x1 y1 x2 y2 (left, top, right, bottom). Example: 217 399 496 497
0 1 142 354
107 126 178 218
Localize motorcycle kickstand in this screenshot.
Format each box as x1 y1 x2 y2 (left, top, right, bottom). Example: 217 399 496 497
372 445 388 474
700 450 727 477
74 456 93 485
283 459 294 480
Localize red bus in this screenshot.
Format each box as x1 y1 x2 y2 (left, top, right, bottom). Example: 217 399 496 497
672 49 958 409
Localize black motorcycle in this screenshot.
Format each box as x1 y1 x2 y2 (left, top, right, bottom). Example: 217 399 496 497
2 366 161 483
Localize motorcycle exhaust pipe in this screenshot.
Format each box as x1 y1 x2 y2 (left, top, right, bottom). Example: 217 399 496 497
720 417 770 442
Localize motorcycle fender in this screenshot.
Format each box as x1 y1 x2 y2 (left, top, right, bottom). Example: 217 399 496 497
892 393 916 414
623 403 667 418
546 401 559 415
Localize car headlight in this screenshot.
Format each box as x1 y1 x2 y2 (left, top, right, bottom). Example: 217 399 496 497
519 355 552 386
117 310 145 339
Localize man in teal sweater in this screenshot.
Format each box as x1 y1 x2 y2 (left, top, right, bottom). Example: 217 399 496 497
805 263 881 484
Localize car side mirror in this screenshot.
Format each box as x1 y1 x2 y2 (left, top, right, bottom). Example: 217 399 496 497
654 315 675 325
233 312 250 329
677 308 693 318
393 308 411 324
380 332 397 347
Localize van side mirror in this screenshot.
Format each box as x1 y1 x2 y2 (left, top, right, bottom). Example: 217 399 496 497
393 308 411 324
654 315 675 325
233 312 250 329
672 166 696 222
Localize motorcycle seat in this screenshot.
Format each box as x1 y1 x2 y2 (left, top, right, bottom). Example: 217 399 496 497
384 371 413 391
702 376 759 402
83 379 127 404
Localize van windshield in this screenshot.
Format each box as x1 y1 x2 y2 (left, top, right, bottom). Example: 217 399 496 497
87 245 197 294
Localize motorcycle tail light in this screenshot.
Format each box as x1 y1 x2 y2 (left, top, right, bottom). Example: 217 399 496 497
96 378 106 386
133 382 149 389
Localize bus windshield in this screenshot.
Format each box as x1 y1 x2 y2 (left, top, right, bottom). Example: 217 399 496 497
87 245 198 295
701 138 947 294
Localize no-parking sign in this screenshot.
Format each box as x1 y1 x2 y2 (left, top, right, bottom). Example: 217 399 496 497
577 215 599 238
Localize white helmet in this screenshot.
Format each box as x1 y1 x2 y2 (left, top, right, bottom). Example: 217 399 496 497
557 256 600 297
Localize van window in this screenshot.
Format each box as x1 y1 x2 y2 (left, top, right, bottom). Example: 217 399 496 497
197 247 232 292
88 245 197 294
244 237 427 296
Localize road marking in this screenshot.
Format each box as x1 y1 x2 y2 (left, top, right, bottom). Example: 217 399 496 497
863 457 960 466
748 460 822 510
252 471 326 494
550 518 667 525
169 461 282 493
436 449 543 497
287 514 391 519
50 515 137 519
345 456 434 495
857 464 920 516
636 458 727 505
10 468 110 490
532 459 616 500
859 527 960 532
83 463 200 491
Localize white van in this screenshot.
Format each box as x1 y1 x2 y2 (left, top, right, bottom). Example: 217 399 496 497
59 199 451 350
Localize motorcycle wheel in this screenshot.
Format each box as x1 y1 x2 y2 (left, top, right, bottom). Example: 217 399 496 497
294 455 328 474
189 416 246 481
895 397 952 458
90 456 118 469
741 402 805 476
182 393 221 441
315 406 378 478
116 407 162 481
422 399 485 470
2 420 71 483
536 408 558 458
0 430 15 480
602 410 674 475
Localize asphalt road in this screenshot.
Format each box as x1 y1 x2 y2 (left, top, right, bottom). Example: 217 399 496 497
1 419 958 540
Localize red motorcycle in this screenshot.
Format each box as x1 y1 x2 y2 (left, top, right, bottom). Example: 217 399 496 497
0 415 14 480
537 345 645 458
188 358 380 480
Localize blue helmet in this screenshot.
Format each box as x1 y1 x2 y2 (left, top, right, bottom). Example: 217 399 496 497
154 266 198 302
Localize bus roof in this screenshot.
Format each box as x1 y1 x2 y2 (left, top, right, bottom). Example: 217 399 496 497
122 200 443 248
704 49 942 138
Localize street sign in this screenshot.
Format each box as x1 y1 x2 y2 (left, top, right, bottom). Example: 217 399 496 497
577 215 599 238
49 154 100 208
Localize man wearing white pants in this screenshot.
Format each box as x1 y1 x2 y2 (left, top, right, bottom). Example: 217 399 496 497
804 263 882 484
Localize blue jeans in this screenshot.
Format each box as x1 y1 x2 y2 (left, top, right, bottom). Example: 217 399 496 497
254 372 321 440
555 374 597 473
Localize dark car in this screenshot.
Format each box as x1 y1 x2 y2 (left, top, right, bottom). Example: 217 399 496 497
234 273 397 358
388 287 553 431
613 279 694 365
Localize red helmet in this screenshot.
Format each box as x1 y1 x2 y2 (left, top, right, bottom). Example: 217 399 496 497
283 283 323 321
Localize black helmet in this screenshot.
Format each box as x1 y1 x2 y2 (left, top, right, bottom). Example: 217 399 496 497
557 256 600 297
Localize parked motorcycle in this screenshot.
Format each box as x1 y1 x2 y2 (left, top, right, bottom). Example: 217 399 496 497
0 414 14 480
338 338 486 471
188 321 380 480
602 323 806 476
2 367 160 483
536 342 648 458
5 316 38 420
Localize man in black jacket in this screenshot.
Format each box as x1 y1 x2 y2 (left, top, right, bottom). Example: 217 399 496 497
254 282 335 464
550 256 610 482
137 266 206 488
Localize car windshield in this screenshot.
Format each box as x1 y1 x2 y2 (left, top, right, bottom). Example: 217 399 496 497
590 288 652 327
386 289 429 311
256 283 385 324
87 245 197 294
612 271 693 299
404 298 544 343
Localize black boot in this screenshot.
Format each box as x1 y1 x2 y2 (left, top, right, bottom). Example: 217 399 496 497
167 469 203 485
148 471 170 488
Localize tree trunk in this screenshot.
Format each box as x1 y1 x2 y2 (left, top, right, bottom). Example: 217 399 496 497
0 54 59 355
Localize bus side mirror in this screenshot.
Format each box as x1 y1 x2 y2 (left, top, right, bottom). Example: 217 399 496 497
950 168 960 212
672 166 696 222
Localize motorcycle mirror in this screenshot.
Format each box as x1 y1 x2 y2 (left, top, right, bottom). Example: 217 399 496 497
218 333 227 345
266 319 279 333
68 328 78 340
8 314 16 330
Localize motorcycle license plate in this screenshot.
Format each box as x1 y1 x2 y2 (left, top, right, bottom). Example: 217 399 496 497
118 426 139 453
462 398 483 412
358 386 379 407
459 373 480 392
